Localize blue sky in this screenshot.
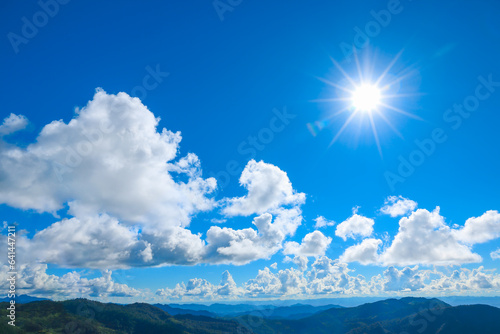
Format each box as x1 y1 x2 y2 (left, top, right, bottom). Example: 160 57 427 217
1 0 500 302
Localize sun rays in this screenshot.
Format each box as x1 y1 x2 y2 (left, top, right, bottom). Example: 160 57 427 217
313 49 422 156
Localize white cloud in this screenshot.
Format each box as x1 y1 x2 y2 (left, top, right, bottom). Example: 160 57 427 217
340 238 382 265
491 249 500 260
222 160 305 217
217 270 242 296
6 214 208 269
314 216 335 228
426 266 500 292
0 90 216 227
277 268 309 295
383 266 428 291
335 211 374 241
380 208 482 266
0 263 139 299
156 279 215 300
283 230 332 257
0 113 28 136
270 262 278 269
244 267 282 298
453 210 500 244
0 91 310 269
204 212 287 265
291 256 309 271
380 195 417 217
15 258 499 301
25 214 145 268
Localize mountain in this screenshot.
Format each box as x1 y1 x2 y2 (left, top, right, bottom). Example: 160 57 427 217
351 304 500 334
0 295 49 304
163 302 343 319
248 297 500 334
440 296 500 308
228 303 343 319
169 303 278 315
1 297 499 333
152 303 218 317
0 298 252 334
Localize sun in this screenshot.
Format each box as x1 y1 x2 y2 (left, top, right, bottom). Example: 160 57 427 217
351 84 382 112
311 49 421 156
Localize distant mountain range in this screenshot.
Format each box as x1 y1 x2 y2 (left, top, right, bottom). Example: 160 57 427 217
1 296 499 333
154 302 343 319
0 295 48 304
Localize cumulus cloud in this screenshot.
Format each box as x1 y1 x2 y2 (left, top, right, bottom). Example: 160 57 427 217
335 211 374 241
0 113 28 136
217 270 241 296
155 258 375 301
380 196 417 217
284 255 309 271
23 214 146 268
427 266 500 292
314 216 335 228
244 267 282 298
340 238 382 265
380 208 482 266
156 270 244 300
204 211 297 265
222 160 305 216
453 210 500 244
156 278 216 300
383 266 428 292
283 231 332 257
0 90 309 270
0 90 216 226
15 257 494 302
491 249 500 260
0 263 139 299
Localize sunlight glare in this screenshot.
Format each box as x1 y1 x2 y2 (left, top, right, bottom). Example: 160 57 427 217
351 84 381 112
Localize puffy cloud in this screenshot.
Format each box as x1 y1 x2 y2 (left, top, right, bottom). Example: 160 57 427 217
491 249 500 260
244 267 282 298
380 196 417 217
277 268 308 295
0 90 216 227
217 270 242 296
204 213 287 265
156 279 216 300
283 231 332 257
335 211 374 241
0 91 310 269
453 210 500 244
284 255 309 271
0 263 139 298
425 267 500 292
222 160 305 216
307 257 372 295
5 214 208 269
383 266 428 292
340 238 382 265
270 262 278 269
380 208 482 266
23 215 144 268
0 113 28 136
314 216 335 228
